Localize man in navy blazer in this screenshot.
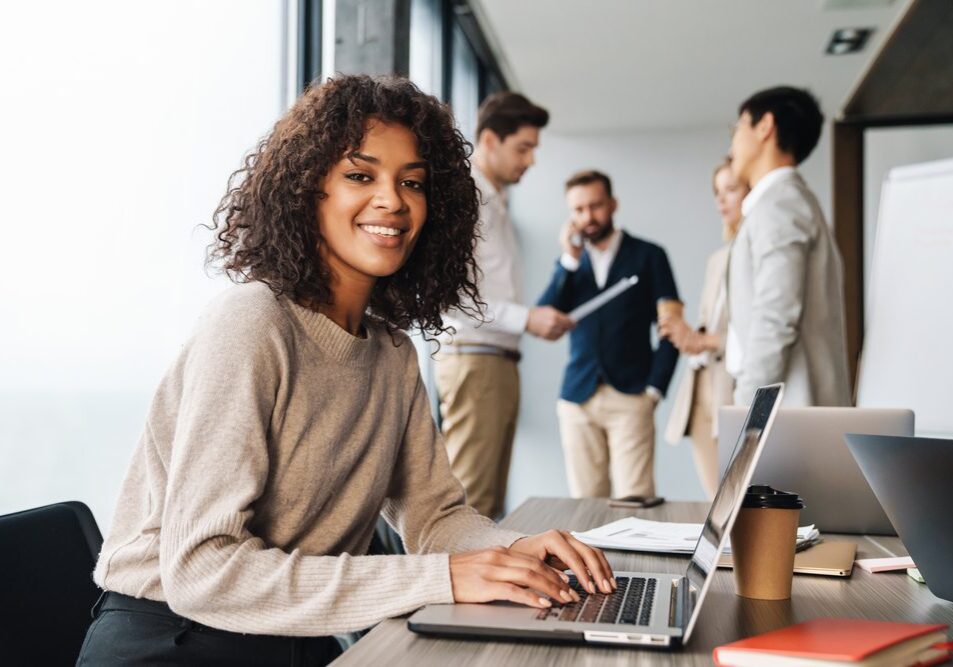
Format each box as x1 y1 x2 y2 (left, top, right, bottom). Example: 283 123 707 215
538 170 680 498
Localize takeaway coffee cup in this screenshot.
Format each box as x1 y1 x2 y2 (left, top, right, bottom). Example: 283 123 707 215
656 298 684 322
730 485 804 600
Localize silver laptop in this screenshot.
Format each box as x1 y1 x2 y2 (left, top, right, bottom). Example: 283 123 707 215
408 383 784 649
718 407 914 535
845 434 953 602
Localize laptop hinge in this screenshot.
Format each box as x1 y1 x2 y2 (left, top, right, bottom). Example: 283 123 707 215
669 577 689 629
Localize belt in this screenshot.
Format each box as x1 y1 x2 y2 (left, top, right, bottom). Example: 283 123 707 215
441 344 521 363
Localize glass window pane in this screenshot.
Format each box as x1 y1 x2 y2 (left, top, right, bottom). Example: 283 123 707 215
0 0 287 526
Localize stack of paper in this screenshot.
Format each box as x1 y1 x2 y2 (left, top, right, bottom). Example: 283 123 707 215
572 516 820 554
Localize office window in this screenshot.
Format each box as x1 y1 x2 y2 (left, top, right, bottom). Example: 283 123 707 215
409 0 445 98
450 22 481 141
0 0 289 526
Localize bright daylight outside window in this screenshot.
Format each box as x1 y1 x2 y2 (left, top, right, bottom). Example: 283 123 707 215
0 1 288 527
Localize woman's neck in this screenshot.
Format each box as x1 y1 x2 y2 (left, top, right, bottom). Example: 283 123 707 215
309 264 376 337
319 291 369 337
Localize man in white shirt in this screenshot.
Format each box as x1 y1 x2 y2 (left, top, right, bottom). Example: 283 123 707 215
726 86 851 407
436 92 573 519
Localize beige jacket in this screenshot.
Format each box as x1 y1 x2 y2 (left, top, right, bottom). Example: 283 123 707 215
665 244 735 444
727 170 851 407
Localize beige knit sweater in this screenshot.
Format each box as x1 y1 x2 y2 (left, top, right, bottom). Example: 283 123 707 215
93 282 524 636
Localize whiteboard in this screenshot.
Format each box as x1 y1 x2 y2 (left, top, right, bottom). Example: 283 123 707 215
857 157 953 436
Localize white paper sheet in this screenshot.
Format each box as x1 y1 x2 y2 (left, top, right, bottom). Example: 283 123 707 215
572 516 820 555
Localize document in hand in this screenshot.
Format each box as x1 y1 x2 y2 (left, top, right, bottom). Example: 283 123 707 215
567 275 638 323
713 618 950 667
572 516 820 554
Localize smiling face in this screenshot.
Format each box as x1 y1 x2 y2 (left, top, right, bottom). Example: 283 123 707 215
316 120 428 284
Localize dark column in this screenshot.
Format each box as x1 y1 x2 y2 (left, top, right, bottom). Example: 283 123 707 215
334 0 411 77
832 120 865 399
297 0 323 92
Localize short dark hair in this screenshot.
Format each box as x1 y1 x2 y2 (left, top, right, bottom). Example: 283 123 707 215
565 169 613 199
476 91 549 141
739 86 824 164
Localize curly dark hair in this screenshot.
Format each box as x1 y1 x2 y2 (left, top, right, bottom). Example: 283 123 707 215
207 74 482 338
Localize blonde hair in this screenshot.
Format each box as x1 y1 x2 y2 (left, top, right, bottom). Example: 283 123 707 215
712 156 733 194
712 156 746 241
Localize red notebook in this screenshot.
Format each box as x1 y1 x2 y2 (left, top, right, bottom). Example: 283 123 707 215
713 618 951 667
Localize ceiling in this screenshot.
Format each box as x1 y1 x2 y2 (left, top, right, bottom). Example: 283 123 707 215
471 0 911 133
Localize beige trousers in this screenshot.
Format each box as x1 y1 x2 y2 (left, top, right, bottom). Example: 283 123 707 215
434 353 519 519
687 366 720 500
556 385 656 498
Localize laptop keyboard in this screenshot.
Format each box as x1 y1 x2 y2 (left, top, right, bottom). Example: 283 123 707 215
535 575 657 625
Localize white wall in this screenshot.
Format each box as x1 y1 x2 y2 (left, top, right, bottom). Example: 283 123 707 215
0 1 287 528
504 123 833 510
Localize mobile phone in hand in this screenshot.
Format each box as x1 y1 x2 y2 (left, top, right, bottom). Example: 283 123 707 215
607 495 665 509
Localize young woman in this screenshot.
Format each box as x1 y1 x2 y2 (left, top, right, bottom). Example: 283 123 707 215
661 158 749 499
78 75 614 666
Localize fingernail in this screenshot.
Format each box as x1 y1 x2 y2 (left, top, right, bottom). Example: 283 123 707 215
602 579 611 592
539 597 552 607
588 579 596 593
560 589 572 602
559 572 570 583
572 590 581 602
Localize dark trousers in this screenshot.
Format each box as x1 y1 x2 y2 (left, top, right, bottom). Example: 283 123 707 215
76 592 343 666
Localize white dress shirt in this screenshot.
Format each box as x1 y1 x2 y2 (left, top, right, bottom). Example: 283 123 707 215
559 227 622 289
441 167 528 351
726 166 797 377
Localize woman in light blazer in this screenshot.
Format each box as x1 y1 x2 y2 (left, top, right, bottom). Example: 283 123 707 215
660 159 748 498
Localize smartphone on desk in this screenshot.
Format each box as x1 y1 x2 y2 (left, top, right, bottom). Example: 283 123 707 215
608 495 665 509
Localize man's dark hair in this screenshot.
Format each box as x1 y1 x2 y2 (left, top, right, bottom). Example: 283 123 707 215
476 91 549 141
739 86 824 164
565 169 613 199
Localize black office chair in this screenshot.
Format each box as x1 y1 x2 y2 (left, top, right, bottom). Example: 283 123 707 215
0 501 103 667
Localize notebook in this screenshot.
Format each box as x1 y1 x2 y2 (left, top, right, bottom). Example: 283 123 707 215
718 541 857 577
713 618 950 667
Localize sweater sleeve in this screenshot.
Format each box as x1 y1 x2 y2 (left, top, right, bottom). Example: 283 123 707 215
157 311 477 636
381 353 526 553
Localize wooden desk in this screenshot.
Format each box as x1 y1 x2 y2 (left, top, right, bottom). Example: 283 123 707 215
333 498 953 665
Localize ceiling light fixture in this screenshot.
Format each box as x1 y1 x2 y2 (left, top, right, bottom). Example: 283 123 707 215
826 28 874 55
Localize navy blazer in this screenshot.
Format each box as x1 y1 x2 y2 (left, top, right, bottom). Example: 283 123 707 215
537 231 680 404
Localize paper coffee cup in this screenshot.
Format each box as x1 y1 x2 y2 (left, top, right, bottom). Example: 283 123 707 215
730 485 804 600
656 298 683 321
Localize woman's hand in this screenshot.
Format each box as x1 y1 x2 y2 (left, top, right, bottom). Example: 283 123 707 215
510 529 616 595
449 546 582 609
659 316 718 355
658 314 692 344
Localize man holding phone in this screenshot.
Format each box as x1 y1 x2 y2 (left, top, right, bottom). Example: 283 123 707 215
538 170 680 499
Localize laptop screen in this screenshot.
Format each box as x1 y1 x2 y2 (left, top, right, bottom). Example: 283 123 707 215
682 383 784 641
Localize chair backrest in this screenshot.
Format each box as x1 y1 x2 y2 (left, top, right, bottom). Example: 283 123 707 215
0 501 103 667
